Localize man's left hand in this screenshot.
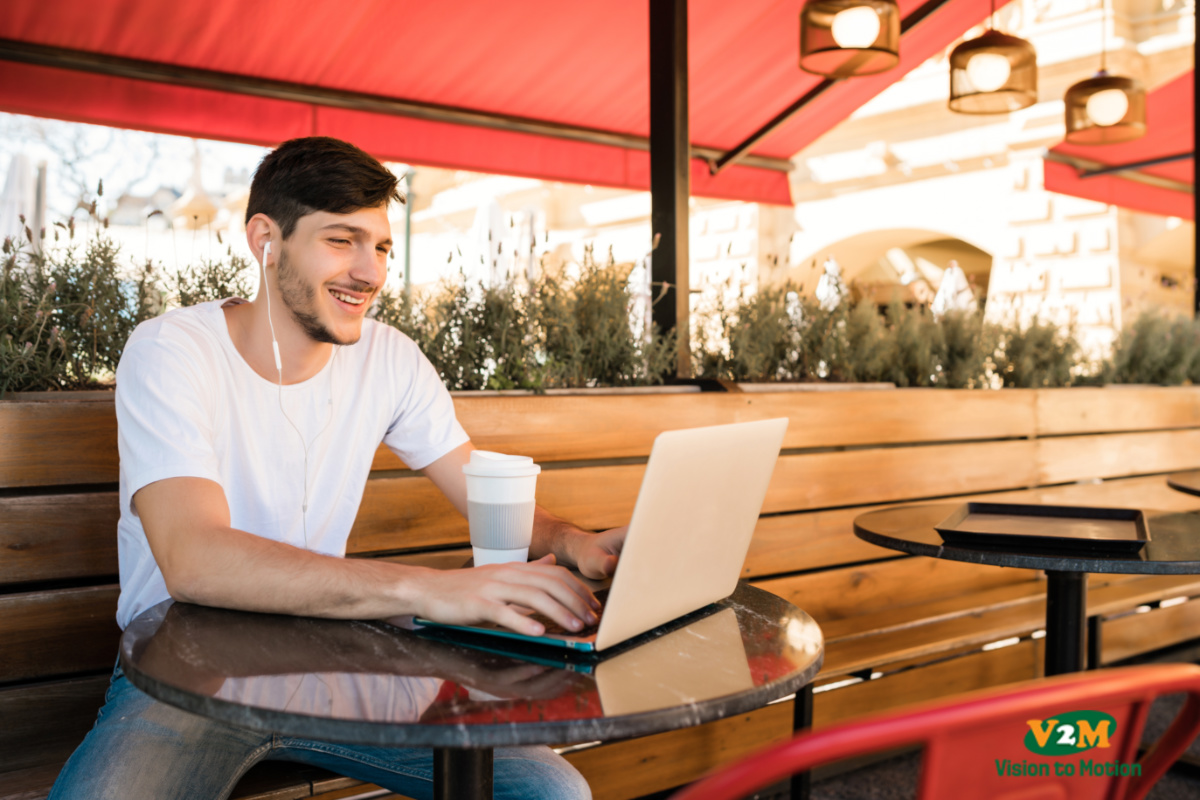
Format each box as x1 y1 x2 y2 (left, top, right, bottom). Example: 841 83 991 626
572 526 627 580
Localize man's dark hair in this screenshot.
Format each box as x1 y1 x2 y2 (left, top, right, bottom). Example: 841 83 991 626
246 137 403 238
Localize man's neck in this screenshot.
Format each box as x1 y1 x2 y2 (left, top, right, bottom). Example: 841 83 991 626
223 298 333 385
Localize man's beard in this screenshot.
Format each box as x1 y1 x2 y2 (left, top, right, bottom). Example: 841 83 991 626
276 248 361 346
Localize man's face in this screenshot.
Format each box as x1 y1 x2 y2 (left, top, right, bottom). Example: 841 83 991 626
275 206 392 346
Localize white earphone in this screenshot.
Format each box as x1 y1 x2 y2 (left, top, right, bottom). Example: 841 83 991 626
262 241 283 372
258 237 335 549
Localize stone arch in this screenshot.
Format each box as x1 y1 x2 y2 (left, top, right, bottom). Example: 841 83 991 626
779 227 994 306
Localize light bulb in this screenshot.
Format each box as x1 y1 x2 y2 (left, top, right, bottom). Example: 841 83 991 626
831 6 881 49
1086 88 1129 126
965 53 1011 93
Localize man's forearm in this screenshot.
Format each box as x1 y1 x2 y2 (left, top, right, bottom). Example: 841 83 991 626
162 523 434 619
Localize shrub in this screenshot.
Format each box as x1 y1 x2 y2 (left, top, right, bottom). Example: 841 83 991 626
417 277 539 391
532 260 675 389
166 249 255 307
1 220 157 395
994 317 1081 388
1106 311 1200 386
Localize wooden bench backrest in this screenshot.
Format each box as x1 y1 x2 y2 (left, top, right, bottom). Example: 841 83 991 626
4 386 1200 684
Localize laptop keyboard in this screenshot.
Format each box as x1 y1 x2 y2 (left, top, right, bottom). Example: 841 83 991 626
529 589 609 638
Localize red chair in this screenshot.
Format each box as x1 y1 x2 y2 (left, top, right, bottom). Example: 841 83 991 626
672 664 1200 800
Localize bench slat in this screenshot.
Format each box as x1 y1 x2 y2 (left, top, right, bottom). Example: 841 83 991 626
564 700 793 800
354 440 1042 553
1037 387 1200 436
0 587 120 684
0 400 118 489
0 676 107 773
753 559 1039 624
1102 598 1200 664
1038 430 1200 486
0 495 120 586
815 639 1040 727
7 474 1194 590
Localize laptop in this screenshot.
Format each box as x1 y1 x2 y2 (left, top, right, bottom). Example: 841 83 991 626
416 417 788 652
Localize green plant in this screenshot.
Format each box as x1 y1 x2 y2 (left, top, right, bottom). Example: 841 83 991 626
879 301 943 387
821 299 890 383
534 259 675 388
46 230 146 386
1 228 70 396
937 309 998 389
167 249 255 307
371 285 430 348
419 277 539 391
1106 310 1200 386
1 210 164 395
994 316 1081 388
694 281 800 382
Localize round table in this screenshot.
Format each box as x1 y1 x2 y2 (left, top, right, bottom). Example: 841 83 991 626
1167 471 1200 497
120 582 823 800
854 503 1200 676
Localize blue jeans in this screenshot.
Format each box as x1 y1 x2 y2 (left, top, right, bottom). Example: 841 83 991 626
49 665 591 800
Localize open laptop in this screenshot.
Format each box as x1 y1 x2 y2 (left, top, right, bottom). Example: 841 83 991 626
416 417 788 652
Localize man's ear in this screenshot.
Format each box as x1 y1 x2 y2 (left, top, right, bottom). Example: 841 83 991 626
246 214 279 264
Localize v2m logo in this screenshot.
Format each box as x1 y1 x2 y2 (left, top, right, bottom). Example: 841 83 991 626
1024 711 1116 755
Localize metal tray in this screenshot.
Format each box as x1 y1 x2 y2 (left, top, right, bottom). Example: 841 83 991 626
934 502 1149 555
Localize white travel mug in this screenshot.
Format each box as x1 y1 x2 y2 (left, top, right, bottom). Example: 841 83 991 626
462 451 541 566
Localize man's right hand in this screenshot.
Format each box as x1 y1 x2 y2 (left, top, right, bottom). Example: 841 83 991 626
408 555 601 636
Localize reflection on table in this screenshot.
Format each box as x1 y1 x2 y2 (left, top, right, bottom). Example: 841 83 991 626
121 582 825 748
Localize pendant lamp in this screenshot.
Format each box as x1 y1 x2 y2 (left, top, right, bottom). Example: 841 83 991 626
1064 71 1146 144
800 0 901 79
948 0 1037 115
1063 0 1145 144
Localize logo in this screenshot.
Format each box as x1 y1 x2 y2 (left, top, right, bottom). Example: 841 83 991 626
1024 710 1116 755
992 709 1142 779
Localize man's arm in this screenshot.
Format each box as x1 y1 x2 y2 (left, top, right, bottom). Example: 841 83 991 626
421 443 627 579
134 476 600 635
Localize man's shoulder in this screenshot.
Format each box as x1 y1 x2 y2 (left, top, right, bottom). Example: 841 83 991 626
120 300 231 377
355 317 424 364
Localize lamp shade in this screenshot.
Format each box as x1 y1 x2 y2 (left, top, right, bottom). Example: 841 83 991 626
948 30 1037 114
800 0 901 79
1064 71 1146 144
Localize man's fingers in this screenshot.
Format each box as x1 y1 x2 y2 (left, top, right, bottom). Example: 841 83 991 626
491 603 546 636
492 563 600 616
491 583 589 634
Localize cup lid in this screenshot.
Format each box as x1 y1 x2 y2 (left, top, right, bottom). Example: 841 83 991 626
462 450 542 478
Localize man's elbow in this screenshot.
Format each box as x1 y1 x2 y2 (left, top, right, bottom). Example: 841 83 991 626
149 533 210 605
160 559 205 604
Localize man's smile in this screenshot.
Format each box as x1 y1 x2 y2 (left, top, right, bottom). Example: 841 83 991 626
328 287 370 310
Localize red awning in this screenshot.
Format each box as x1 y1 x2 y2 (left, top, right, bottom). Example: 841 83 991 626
1045 70 1194 220
0 0 999 206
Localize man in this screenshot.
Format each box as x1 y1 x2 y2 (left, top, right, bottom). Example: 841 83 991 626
50 137 621 800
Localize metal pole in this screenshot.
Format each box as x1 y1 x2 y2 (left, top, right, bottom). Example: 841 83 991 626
404 168 415 290
649 0 691 378
791 684 814 800
1044 571 1087 676
433 747 493 800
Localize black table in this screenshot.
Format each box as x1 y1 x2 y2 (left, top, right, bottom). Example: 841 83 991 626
1167 471 1200 497
120 582 823 800
854 504 1200 676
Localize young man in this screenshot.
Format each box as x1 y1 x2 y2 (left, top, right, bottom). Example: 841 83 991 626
50 137 621 800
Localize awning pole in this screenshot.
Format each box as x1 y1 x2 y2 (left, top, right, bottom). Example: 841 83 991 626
650 0 691 378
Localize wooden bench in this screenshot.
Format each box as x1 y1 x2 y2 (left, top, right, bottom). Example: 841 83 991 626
5 386 1200 800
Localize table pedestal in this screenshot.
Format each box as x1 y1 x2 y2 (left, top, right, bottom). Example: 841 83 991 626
1045 571 1087 676
434 747 493 800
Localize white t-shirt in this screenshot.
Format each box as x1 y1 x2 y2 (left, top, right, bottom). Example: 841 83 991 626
114 299 470 629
